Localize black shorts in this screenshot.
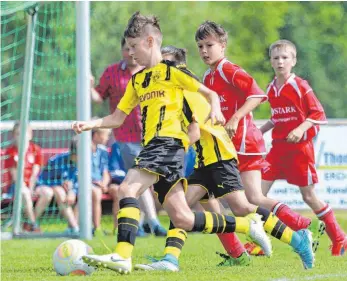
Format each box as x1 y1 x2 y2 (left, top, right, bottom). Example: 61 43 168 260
133 137 187 204
188 158 244 202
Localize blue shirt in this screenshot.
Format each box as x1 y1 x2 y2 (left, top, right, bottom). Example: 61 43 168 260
37 152 78 192
108 142 126 184
91 145 109 182
184 146 196 177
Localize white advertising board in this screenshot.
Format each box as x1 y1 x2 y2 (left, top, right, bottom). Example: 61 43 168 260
265 125 347 209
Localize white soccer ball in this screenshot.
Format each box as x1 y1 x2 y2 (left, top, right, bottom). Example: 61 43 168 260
53 239 95 276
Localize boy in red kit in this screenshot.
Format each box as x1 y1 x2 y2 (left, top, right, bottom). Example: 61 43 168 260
261 39 346 256
195 21 325 260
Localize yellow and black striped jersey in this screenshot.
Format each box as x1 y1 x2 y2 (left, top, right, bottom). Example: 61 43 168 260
175 65 238 168
117 61 200 148
184 90 238 168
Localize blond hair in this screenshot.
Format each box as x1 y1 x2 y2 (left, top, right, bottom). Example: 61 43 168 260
269 39 297 58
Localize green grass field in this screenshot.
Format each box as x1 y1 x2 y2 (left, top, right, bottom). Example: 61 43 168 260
1 211 347 281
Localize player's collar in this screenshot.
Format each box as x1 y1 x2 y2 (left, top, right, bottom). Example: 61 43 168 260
213 57 227 71
271 73 296 88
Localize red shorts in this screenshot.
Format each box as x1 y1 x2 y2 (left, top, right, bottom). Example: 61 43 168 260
238 154 269 172
262 141 318 187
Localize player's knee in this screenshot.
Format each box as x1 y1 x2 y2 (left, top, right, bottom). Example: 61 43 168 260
232 205 254 217
247 193 263 206
170 212 194 230
118 182 136 199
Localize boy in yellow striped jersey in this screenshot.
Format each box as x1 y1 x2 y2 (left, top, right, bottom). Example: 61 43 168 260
134 46 315 272
72 12 271 275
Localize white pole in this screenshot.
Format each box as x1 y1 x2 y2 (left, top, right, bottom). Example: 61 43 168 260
76 1 92 240
12 6 38 235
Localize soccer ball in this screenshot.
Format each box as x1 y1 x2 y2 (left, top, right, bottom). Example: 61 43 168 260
53 239 95 276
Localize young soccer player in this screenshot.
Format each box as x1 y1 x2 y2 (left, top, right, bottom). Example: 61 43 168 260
134 46 315 272
73 12 271 274
261 39 347 256
195 21 325 257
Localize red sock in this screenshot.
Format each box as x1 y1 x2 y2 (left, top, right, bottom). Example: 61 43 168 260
272 202 311 231
315 204 345 243
217 233 245 258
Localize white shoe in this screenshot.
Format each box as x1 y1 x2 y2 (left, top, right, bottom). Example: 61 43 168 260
247 214 273 257
82 253 132 274
135 260 179 272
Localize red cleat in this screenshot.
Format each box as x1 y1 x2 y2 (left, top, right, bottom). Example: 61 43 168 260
244 242 265 256
331 237 347 256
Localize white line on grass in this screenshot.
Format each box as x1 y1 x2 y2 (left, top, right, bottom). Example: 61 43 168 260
271 273 347 281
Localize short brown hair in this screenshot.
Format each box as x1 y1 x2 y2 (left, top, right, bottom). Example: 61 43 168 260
161 45 187 65
195 21 228 44
124 11 162 43
269 40 297 58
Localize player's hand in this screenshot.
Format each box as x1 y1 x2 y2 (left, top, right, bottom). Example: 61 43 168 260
286 127 304 143
207 108 225 126
71 121 94 134
225 115 239 138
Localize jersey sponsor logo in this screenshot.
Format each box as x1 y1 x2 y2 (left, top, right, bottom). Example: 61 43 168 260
271 106 296 115
139 91 165 102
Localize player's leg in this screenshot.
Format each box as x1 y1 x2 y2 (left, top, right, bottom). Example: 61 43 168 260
108 183 120 233
139 189 167 236
214 159 314 268
243 168 317 255
186 181 248 265
92 186 103 234
260 150 313 231
83 168 157 273
34 185 54 221
261 180 274 196
135 179 271 272
300 184 346 256
119 142 165 236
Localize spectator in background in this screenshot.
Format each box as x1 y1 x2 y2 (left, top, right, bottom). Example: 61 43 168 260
90 128 111 236
91 37 166 237
4 122 43 232
36 139 79 235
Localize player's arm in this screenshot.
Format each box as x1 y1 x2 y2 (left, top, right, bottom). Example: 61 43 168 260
225 67 265 137
171 66 225 125
72 80 138 134
260 120 275 135
287 84 327 143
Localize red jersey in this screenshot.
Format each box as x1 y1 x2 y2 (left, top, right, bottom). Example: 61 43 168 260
266 74 327 143
203 58 267 155
4 142 43 187
95 60 142 143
